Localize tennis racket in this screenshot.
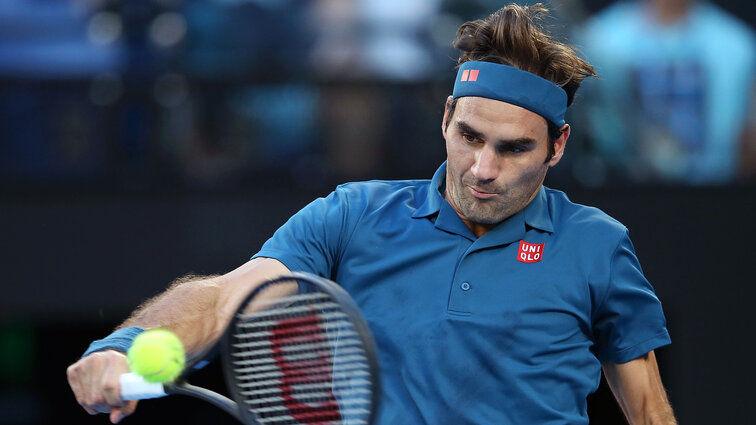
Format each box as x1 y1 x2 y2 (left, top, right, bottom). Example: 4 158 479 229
119 272 380 425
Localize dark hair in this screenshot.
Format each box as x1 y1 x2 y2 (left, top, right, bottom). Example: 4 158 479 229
445 3 597 161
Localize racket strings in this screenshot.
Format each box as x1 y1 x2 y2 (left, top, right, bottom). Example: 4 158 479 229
230 287 372 425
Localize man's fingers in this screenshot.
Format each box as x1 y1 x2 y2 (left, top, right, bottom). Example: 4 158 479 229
67 350 134 418
110 407 124 424
66 363 87 411
92 402 113 414
68 356 102 414
110 400 138 424
110 407 121 424
122 400 139 416
101 356 128 407
101 380 124 408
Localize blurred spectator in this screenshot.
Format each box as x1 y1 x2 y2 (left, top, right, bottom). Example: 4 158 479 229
307 0 443 81
157 0 319 188
0 1 125 78
738 87 756 179
578 0 756 185
305 0 445 180
182 0 312 80
0 1 125 186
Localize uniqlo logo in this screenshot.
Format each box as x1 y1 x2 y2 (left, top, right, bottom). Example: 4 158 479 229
460 69 480 82
517 240 545 263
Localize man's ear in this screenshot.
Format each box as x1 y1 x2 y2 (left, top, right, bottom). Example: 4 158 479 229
441 95 453 135
548 124 570 167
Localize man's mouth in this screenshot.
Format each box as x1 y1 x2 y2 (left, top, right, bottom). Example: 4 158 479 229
467 186 498 200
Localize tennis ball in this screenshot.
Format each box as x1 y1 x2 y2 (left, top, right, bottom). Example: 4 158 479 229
127 329 185 383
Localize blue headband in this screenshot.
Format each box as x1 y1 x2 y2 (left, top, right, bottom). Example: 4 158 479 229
452 61 567 126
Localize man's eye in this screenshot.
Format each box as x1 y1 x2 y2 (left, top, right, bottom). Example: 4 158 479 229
499 145 527 154
462 134 478 143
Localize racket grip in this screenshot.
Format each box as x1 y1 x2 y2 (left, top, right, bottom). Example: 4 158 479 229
119 372 168 400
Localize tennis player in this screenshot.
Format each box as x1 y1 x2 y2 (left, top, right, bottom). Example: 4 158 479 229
68 4 677 424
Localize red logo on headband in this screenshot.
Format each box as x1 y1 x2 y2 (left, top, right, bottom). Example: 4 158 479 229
460 69 479 82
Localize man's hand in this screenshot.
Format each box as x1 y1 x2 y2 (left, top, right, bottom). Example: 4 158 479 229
67 350 138 424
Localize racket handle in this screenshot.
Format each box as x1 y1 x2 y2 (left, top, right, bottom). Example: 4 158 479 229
119 372 168 400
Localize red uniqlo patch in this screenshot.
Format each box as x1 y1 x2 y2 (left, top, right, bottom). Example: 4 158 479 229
517 240 545 263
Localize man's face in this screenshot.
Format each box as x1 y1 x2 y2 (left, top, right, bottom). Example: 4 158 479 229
442 96 567 235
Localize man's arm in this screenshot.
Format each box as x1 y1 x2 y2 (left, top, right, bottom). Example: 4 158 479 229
603 350 677 425
119 257 290 356
66 257 290 424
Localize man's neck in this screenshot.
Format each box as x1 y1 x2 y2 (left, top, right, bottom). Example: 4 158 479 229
464 218 496 239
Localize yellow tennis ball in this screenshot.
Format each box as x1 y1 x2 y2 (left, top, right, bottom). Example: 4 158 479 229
127 329 185 383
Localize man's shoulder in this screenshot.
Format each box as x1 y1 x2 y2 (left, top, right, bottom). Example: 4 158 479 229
334 178 431 203
544 187 627 237
337 178 430 191
695 3 756 37
694 3 756 59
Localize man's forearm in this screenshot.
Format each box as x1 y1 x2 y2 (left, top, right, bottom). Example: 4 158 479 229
644 409 678 425
619 392 677 425
117 258 292 358
119 274 224 357
604 352 678 425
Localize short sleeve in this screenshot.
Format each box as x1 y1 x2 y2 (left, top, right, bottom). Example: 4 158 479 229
251 187 352 278
593 229 671 364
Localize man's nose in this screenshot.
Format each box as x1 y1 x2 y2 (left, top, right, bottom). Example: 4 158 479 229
471 147 499 182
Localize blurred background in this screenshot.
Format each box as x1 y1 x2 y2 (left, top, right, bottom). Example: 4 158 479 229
0 0 754 424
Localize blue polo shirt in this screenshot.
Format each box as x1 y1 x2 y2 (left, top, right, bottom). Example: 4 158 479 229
252 163 671 425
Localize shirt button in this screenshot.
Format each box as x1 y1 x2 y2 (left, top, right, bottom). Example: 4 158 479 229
461 282 471 291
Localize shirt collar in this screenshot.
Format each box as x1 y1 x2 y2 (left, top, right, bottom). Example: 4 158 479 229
413 162 554 234
412 162 447 218
523 186 554 233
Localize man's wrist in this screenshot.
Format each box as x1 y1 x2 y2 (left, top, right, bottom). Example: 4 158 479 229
81 327 145 357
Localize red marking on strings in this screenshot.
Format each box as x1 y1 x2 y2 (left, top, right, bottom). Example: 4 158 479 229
270 310 342 424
